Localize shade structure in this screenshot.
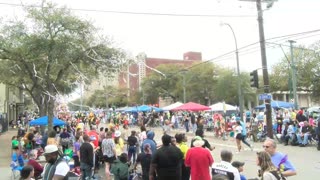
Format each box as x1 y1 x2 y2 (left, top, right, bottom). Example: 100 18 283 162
209 102 237 111
137 105 163 112
255 101 295 110
171 102 211 111
29 116 66 126
162 102 184 111
124 105 163 112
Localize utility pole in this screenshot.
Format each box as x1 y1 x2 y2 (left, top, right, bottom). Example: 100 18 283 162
257 0 273 138
289 40 298 110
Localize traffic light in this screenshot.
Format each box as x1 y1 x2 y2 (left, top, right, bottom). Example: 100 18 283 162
250 70 259 88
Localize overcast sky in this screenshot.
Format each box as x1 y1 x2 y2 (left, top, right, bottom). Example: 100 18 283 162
1 0 319 72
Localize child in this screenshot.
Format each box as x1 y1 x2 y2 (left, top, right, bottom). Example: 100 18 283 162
110 153 129 180
11 136 19 149
232 161 247 180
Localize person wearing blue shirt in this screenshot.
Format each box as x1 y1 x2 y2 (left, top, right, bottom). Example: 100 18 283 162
263 139 297 177
141 131 157 155
236 118 253 151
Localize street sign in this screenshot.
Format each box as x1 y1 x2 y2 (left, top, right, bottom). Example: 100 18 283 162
259 93 272 100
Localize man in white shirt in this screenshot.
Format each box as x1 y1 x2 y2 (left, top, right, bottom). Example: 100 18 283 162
212 149 241 180
42 145 70 180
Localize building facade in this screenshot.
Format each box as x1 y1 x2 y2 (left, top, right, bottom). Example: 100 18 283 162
118 51 203 95
0 84 24 132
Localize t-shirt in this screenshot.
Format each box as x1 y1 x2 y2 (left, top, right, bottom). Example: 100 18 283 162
28 159 44 178
87 131 99 148
185 147 213 180
212 161 241 180
80 142 94 167
73 142 80 157
177 142 189 159
271 152 295 171
12 140 19 149
43 160 70 178
56 161 70 176
151 145 183 178
127 135 138 146
136 153 152 177
115 138 124 156
102 138 115 157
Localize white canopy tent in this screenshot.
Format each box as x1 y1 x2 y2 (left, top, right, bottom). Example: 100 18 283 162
162 102 184 111
209 102 237 112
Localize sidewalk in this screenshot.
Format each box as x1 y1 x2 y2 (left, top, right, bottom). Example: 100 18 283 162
0 129 17 179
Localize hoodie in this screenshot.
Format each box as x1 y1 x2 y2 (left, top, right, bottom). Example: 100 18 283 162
141 131 156 155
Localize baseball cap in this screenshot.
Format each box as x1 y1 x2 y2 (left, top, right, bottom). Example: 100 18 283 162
232 161 245 168
43 145 59 155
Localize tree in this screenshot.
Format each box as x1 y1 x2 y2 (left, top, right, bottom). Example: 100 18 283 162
269 41 320 101
0 2 125 130
85 86 128 108
140 64 185 104
184 63 217 105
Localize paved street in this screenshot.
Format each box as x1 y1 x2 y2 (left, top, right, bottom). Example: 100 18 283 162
1 126 319 179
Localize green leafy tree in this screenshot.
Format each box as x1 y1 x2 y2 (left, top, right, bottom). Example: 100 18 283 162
270 41 320 101
140 64 185 104
0 2 125 129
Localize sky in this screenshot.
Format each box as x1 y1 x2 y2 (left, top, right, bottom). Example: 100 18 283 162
0 0 319 72
0 0 319 101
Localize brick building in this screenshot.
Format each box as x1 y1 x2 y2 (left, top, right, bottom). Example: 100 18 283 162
118 51 203 96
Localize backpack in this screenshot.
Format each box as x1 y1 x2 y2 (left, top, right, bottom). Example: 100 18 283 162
60 138 70 146
44 156 80 180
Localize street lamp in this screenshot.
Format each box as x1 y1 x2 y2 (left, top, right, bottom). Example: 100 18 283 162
221 22 244 121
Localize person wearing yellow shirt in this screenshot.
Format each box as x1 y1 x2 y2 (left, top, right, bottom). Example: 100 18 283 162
114 130 124 158
175 133 190 180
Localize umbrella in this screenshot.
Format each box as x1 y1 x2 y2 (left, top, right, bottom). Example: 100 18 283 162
255 101 295 110
171 102 211 111
162 102 184 111
29 116 66 126
210 102 237 111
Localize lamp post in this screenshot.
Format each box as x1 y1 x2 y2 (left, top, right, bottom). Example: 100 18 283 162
221 23 244 121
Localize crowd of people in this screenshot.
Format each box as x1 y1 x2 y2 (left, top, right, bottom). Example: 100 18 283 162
8 109 302 180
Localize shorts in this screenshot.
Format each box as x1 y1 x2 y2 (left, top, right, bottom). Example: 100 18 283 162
236 133 243 140
103 155 116 164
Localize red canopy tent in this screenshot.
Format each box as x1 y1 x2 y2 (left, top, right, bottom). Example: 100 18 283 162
171 102 211 111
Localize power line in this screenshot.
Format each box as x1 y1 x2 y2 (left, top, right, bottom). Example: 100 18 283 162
0 2 256 18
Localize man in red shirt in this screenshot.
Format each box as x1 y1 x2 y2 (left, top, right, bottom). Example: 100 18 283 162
87 126 99 148
185 136 214 180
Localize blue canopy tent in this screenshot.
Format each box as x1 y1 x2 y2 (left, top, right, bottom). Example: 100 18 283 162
124 106 139 113
255 101 295 110
29 116 66 126
124 105 163 112
137 105 163 112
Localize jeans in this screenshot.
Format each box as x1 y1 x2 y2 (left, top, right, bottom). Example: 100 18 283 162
128 146 136 164
80 162 93 180
297 133 309 145
191 123 197 133
184 121 189 132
